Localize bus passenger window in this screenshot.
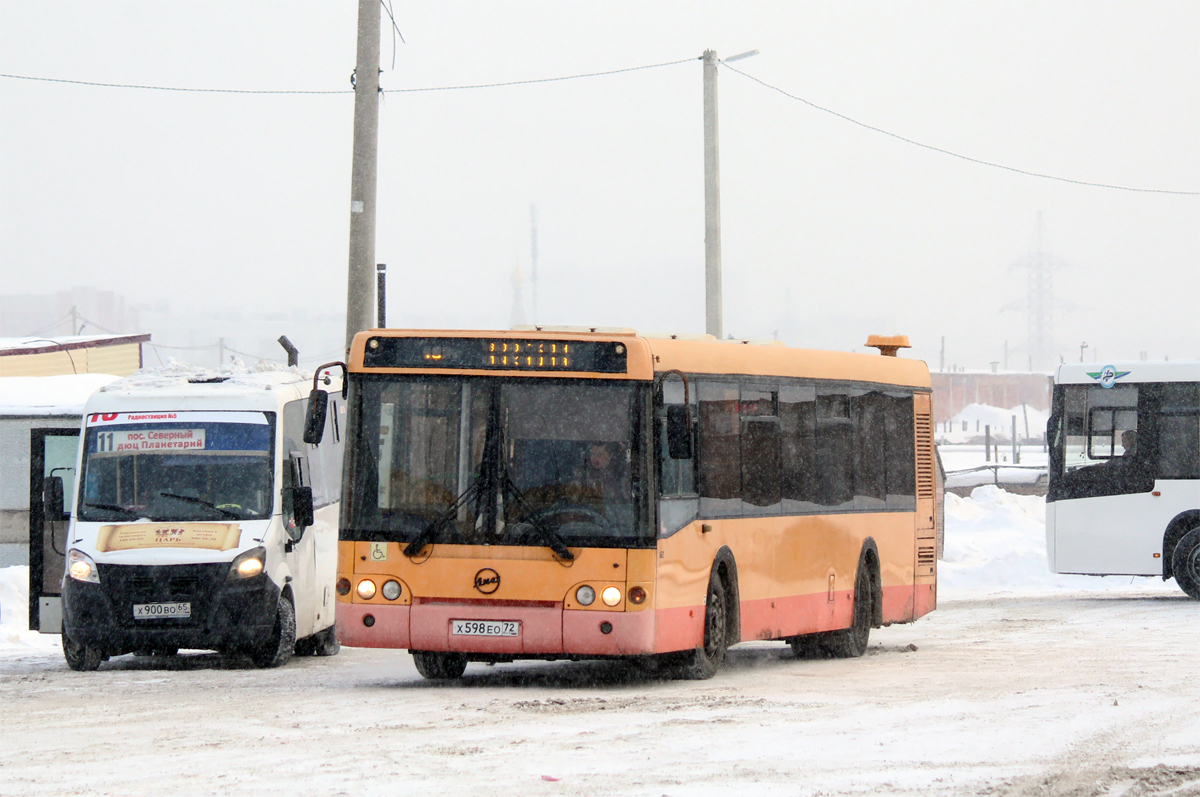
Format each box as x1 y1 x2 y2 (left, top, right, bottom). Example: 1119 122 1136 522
816 390 854 508
853 391 887 510
698 382 741 517
741 387 781 514
780 385 818 513
884 391 916 509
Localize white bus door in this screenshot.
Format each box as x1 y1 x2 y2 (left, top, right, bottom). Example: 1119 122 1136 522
28 428 81 633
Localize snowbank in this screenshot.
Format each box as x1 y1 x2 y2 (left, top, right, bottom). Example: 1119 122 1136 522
939 485 1174 596
0 566 60 653
939 402 1048 444
0 374 120 415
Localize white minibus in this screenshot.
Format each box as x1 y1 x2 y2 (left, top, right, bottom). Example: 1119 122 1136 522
1046 362 1199 598
29 364 347 669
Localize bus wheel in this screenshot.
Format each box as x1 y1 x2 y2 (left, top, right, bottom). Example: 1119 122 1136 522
63 628 104 672
412 651 468 680
1172 528 1200 600
250 596 296 668
823 560 873 658
676 569 730 680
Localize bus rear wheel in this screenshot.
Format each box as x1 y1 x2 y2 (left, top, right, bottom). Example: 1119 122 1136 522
822 560 873 658
1172 528 1200 600
675 568 730 680
412 651 468 680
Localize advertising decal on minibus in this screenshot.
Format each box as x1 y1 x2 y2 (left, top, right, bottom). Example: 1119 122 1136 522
95 523 242 552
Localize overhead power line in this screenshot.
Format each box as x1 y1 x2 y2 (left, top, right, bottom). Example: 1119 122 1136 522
719 61 1199 196
0 57 697 96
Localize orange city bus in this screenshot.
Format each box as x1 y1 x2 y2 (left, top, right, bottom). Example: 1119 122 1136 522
313 327 938 680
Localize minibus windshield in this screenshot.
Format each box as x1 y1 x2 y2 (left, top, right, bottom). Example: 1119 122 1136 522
77 416 274 522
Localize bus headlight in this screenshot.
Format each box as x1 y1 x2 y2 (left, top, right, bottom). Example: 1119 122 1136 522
382 580 402 601
575 585 596 606
601 586 622 607
628 586 647 605
227 548 266 580
356 579 377 600
67 549 99 584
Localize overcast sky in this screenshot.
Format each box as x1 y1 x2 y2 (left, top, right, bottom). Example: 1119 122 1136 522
1 1 1196 369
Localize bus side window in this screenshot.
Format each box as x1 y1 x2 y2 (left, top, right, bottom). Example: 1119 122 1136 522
658 379 696 497
698 381 741 517
815 390 854 508
884 391 916 510
780 384 818 514
1158 384 1200 480
741 386 781 514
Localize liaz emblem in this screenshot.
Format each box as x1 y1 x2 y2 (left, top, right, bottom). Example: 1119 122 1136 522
473 568 500 594
1087 365 1131 389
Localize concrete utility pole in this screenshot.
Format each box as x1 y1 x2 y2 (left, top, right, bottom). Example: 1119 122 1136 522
702 50 722 339
344 0 381 352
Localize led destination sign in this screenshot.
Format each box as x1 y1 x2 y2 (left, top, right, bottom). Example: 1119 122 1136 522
362 337 628 374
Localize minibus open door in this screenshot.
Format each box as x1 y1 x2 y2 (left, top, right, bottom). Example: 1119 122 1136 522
28 428 81 633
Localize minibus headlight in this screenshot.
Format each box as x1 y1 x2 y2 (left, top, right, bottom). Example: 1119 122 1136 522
601 586 622 607
575 585 596 606
67 549 99 584
227 548 266 581
356 579 377 600
382 580 402 601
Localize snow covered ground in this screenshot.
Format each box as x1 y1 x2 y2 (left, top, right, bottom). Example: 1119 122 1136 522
1 488 1195 796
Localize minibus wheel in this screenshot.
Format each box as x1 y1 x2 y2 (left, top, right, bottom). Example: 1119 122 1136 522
250 596 296 668
62 628 104 672
412 651 467 680
1172 528 1200 600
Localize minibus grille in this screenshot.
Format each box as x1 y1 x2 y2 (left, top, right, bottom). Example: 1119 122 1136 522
98 563 227 628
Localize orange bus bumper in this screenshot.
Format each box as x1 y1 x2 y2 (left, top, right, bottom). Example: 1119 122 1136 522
336 600 657 656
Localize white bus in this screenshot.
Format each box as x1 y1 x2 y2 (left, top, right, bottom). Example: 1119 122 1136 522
29 365 347 669
1046 362 1200 598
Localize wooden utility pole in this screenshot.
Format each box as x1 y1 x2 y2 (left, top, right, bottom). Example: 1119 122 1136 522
344 0 381 352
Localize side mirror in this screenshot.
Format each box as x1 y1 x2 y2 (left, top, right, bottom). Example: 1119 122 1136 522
666 405 693 460
286 486 314 536
303 390 329 444
43 475 65 520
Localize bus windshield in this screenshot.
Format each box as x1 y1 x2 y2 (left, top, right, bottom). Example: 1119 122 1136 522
77 415 274 523
344 377 647 548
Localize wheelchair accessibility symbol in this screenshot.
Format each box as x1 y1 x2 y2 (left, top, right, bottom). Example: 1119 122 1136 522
369 542 388 561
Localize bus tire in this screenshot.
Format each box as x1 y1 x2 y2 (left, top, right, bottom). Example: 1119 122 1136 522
675 567 731 680
251 595 296 668
822 558 873 658
63 628 104 672
1172 528 1200 600
412 651 468 680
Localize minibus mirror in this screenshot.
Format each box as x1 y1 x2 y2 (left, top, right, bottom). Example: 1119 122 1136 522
287 486 314 533
43 476 65 519
666 405 693 460
304 390 328 445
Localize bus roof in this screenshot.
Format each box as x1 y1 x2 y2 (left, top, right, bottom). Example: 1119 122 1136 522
1055 361 1200 385
349 328 931 389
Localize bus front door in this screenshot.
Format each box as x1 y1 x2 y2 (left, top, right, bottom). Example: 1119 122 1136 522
28 428 81 633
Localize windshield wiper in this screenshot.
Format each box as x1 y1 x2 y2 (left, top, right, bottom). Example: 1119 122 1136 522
156 491 243 520
83 501 141 519
403 482 480 557
503 477 574 561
